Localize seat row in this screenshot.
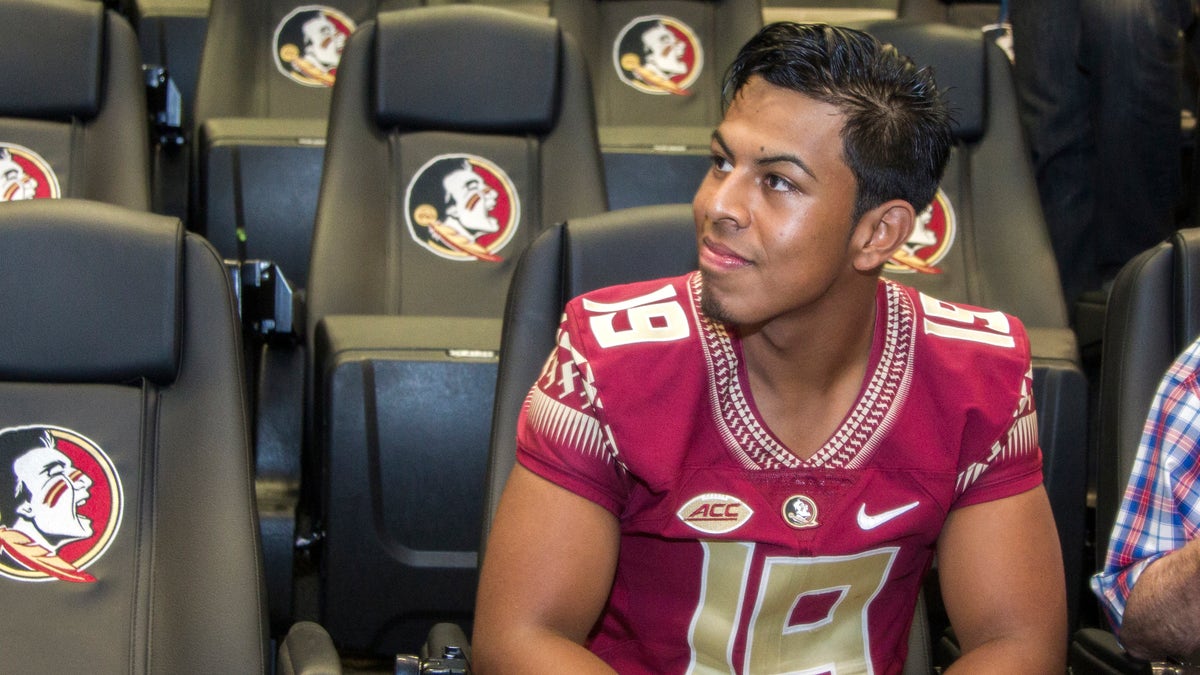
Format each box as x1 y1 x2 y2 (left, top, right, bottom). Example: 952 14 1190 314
0 0 1119 672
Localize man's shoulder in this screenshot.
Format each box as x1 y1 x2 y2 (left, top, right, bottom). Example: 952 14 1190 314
885 281 1031 385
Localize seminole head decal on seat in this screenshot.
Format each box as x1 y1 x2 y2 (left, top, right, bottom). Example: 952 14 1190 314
405 154 520 262
0 426 122 583
886 189 957 275
0 144 60 201
274 5 356 87
614 15 703 96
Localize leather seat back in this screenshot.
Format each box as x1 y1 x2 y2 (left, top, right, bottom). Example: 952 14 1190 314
0 199 266 672
0 0 149 209
303 5 607 656
549 0 763 208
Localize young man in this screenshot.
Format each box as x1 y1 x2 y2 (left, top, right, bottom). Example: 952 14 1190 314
473 22 1066 674
1092 335 1200 663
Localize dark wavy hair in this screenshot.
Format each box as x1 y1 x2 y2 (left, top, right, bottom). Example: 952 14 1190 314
723 22 953 223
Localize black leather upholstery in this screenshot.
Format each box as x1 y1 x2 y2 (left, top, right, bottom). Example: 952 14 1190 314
854 19 1089 633
0 199 267 672
302 4 606 656
192 0 419 286
374 8 561 132
549 0 764 209
0 0 149 209
306 5 606 326
1068 230 1200 673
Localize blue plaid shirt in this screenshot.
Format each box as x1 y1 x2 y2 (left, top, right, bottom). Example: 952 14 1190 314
1091 336 1200 629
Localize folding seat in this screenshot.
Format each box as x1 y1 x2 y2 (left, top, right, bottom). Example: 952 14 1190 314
548 0 763 209
842 20 1089 642
0 199 265 671
191 0 419 287
0 0 149 210
298 4 607 657
192 0 427 640
1069 228 1200 675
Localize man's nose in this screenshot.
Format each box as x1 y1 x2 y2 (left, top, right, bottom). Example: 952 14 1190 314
702 174 751 230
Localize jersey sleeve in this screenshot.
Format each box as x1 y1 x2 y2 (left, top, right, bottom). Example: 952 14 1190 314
951 340 1045 510
516 309 633 517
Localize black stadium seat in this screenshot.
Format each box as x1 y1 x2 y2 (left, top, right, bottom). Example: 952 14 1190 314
854 19 1089 636
192 0 419 287
0 199 266 671
1070 228 1200 674
192 0 422 638
0 0 150 210
549 0 763 209
299 4 607 656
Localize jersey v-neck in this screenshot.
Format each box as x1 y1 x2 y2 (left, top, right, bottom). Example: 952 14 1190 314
691 273 917 470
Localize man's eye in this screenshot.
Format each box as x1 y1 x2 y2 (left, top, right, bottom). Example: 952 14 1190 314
764 174 795 192
710 155 732 173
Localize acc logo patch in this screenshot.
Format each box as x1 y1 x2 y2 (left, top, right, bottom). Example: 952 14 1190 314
782 494 819 529
0 426 123 583
273 5 356 87
677 493 753 535
0 143 59 201
404 154 519 262
613 15 703 95
886 189 956 274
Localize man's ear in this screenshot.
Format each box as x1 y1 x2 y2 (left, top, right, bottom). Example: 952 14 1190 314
16 502 34 518
852 199 916 272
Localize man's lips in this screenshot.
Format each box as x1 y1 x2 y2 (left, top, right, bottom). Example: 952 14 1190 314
700 237 751 269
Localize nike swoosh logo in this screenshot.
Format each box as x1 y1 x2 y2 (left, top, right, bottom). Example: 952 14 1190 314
857 501 920 530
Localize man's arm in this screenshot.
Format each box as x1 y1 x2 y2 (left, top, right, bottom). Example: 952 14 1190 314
937 485 1067 673
1118 536 1200 660
472 464 620 674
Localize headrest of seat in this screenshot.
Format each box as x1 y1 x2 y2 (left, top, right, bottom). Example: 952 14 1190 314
0 0 104 120
0 200 182 385
855 20 986 142
374 6 561 134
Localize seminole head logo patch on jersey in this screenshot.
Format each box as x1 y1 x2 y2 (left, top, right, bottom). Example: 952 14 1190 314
404 154 519 262
0 144 59 201
613 16 702 96
886 189 956 274
0 426 123 583
782 494 819 529
274 5 356 87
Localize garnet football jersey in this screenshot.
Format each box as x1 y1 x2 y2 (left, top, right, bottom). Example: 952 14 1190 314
517 272 1043 674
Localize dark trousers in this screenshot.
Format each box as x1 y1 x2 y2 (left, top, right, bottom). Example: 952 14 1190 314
1011 0 1195 307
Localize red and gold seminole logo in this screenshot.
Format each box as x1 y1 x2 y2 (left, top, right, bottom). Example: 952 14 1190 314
0 143 60 201
677 493 753 535
404 154 520 262
886 189 956 274
0 426 122 583
273 5 356 87
613 16 703 96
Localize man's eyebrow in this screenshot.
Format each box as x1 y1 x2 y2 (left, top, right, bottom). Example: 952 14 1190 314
710 130 817 181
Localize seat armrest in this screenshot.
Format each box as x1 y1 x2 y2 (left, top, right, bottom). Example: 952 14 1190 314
1070 627 1153 675
277 621 342 675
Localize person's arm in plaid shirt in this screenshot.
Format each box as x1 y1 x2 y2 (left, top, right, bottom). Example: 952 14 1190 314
1090 336 1200 660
